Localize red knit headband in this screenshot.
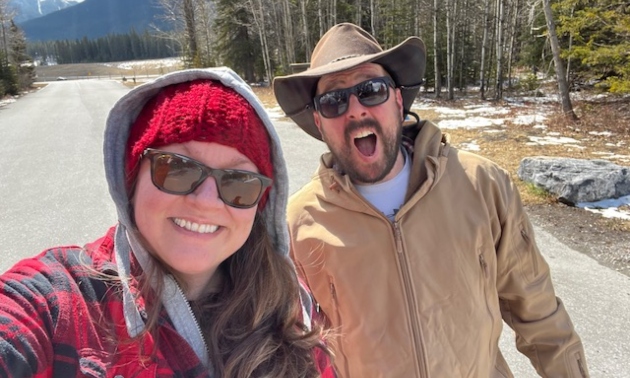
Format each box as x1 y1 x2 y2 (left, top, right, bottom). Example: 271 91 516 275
126 79 273 208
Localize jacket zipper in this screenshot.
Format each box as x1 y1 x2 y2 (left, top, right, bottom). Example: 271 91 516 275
328 277 350 378
175 284 210 367
394 222 427 377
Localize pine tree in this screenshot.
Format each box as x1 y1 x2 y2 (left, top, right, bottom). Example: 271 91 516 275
556 0 630 93
0 50 18 96
213 0 261 82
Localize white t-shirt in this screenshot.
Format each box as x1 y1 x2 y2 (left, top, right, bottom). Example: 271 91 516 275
355 149 411 221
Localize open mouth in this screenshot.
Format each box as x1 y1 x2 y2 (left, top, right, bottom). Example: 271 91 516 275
354 130 377 157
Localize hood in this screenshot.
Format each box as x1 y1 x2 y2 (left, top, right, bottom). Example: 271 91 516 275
104 67 289 257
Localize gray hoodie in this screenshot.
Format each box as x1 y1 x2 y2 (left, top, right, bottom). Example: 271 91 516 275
102 67 302 373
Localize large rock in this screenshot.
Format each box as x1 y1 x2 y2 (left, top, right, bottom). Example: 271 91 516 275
517 157 630 204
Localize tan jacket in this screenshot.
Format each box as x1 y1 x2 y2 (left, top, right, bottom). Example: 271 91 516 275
288 121 588 378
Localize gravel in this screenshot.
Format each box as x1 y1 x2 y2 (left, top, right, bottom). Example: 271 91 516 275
525 203 630 277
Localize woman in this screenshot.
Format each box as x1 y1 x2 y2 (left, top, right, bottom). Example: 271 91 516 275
0 67 333 377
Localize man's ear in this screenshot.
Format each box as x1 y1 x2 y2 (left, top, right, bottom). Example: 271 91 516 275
394 88 404 119
313 111 322 133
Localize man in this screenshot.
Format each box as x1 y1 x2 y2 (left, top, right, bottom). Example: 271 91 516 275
273 23 589 377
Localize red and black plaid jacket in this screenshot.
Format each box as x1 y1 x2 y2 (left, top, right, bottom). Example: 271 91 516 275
0 227 335 377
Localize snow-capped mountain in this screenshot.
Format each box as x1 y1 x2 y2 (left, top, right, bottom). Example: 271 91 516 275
9 0 84 23
19 0 170 42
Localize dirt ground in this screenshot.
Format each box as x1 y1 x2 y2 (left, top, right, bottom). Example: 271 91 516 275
525 202 630 276
27 61 630 277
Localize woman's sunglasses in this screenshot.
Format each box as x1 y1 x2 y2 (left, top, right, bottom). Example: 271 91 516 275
313 76 395 118
142 149 272 209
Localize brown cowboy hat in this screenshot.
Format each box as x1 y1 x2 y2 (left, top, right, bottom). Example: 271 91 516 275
273 22 426 140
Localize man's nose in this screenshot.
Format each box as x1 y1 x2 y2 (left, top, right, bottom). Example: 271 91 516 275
345 94 368 119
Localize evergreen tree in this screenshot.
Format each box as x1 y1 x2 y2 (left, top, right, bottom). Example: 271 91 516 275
213 0 261 82
0 50 18 95
26 32 180 64
8 20 33 91
556 0 630 93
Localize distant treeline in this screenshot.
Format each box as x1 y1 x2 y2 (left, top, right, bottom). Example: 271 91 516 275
26 30 181 65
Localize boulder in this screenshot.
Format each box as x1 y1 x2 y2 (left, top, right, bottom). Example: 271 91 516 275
517 157 630 204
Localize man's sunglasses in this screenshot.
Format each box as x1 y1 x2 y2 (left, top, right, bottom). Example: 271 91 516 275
142 149 272 209
313 76 395 118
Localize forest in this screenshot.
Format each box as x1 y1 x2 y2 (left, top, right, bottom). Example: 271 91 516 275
0 0 629 103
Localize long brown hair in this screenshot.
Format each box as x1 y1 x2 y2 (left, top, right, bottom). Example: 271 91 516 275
136 214 330 377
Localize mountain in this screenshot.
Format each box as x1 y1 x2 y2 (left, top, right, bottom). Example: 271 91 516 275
8 0 84 23
18 0 170 42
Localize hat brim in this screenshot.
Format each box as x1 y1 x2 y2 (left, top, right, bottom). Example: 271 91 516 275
273 37 426 140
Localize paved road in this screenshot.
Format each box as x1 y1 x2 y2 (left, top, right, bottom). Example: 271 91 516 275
1 80 628 376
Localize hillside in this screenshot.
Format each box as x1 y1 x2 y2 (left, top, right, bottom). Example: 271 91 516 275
19 0 170 41
9 0 83 23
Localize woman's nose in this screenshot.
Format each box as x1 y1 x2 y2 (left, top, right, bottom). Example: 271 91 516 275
188 176 224 207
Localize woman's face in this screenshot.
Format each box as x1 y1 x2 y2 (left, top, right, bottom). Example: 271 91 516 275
132 140 259 297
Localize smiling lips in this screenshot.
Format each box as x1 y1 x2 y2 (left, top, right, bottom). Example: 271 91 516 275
354 130 377 157
173 218 219 234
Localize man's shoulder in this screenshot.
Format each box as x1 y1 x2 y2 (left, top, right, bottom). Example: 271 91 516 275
288 184 316 213
450 147 511 178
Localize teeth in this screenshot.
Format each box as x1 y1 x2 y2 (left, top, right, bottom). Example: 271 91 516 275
355 130 374 139
173 218 219 234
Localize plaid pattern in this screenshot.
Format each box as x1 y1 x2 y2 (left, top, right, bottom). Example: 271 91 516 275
0 227 334 377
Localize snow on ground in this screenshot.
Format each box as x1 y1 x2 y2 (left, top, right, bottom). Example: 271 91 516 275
578 195 630 220
0 97 16 107
414 95 629 220
526 135 584 148
438 117 504 129
265 106 286 121
102 57 184 71
459 140 481 151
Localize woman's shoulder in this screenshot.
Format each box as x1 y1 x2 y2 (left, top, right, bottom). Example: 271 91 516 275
1 227 118 301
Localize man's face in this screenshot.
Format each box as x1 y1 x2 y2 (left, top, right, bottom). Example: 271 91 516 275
313 63 404 184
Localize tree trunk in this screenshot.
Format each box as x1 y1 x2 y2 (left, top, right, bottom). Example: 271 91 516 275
258 0 273 83
301 0 311 62
433 0 441 97
506 0 519 90
566 3 575 83
542 0 577 120
494 0 504 100
446 0 457 100
0 0 15 65
479 0 491 99
182 0 198 67
282 0 295 67
249 0 272 83
370 0 376 35
318 0 324 37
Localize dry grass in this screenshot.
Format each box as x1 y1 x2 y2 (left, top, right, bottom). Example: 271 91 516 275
34 60 183 81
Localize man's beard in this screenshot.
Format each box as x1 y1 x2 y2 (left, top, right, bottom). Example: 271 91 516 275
323 115 402 184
